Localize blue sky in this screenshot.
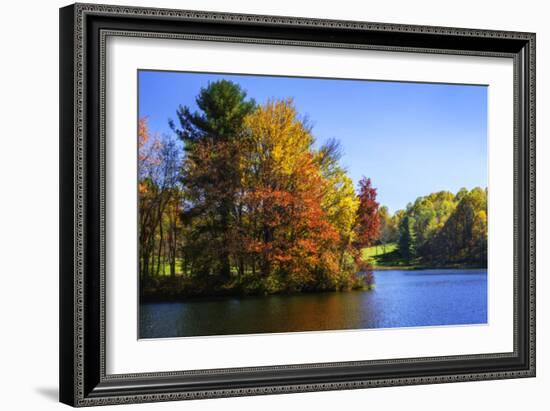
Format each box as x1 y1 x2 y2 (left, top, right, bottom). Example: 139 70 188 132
139 70 487 213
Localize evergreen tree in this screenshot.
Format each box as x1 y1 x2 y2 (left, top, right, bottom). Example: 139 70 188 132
170 80 256 280
399 215 417 262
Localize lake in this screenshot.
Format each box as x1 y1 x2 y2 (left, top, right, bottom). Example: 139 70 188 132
139 269 487 338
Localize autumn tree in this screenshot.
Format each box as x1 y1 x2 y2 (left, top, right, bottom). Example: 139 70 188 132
138 117 162 280
316 139 360 268
171 80 256 281
239 99 342 292
138 118 182 282
354 177 380 249
157 138 182 277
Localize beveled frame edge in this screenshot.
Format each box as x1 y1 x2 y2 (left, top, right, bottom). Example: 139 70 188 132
59 2 536 407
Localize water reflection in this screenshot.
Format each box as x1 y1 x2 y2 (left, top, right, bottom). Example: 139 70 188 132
140 269 487 338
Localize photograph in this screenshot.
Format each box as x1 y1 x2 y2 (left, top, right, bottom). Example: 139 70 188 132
138 71 489 339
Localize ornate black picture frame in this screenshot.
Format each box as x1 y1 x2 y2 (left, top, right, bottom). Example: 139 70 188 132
59 3 535 407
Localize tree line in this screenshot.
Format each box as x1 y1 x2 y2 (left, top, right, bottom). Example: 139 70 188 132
377 188 488 267
139 80 380 298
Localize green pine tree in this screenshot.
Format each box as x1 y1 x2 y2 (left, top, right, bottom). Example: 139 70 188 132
399 215 417 263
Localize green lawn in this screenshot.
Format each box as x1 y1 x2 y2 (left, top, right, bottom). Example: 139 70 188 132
363 243 398 259
143 258 187 276
362 243 407 268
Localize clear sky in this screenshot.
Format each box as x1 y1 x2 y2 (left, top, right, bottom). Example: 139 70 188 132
138 70 487 213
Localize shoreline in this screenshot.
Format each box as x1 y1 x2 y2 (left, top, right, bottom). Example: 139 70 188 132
372 265 487 271
371 265 487 271
141 267 487 303
140 286 373 304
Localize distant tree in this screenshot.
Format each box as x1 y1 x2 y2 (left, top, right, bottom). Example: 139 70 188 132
378 206 398 252
392 209 406 232
398 215 417 262
429 187 487 265
455 187 469 202
394 191 455 261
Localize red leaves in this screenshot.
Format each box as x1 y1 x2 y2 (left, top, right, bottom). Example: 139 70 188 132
236 150 341 286
355 177 381 248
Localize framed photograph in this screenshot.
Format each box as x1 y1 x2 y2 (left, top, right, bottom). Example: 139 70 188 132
59 3 536 407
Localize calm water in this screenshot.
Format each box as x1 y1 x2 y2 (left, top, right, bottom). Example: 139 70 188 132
139 269 487 338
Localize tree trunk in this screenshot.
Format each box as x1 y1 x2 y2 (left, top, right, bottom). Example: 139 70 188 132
156 217 163 276
219 203 231 280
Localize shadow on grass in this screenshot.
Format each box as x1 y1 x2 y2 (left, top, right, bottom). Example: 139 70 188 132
371 249 409 267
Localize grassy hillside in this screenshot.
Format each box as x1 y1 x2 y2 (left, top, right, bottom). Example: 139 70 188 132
362 243 409 268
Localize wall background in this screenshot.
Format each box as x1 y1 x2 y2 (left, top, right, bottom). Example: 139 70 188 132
0 0 545 409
